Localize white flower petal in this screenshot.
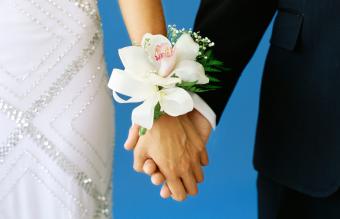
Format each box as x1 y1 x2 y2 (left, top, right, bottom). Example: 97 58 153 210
174 33 199 61
142 33 171 48
158 51 177 77
132 95 158 129
141 33 172 64
172 60 209 84
118 46 155 75
142 33 172 57
147 73 181 88
108 69 155 103
160 87 194 116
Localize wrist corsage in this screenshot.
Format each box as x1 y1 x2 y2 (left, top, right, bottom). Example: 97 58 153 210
108 25 228 135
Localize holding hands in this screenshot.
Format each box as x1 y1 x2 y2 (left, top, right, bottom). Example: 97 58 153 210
124 110 211 201
115 0 223 202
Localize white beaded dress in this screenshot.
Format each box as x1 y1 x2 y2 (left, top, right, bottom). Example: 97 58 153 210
0 0 115 218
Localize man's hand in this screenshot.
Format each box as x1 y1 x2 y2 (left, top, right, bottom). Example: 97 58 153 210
125 110 212 201
152 110 212 199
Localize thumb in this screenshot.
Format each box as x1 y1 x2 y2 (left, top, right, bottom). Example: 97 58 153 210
124 124 140 150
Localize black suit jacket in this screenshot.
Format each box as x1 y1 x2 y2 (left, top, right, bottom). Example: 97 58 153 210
195 0 340 197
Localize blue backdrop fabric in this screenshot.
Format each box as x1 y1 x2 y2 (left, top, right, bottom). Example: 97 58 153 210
98 1 273 219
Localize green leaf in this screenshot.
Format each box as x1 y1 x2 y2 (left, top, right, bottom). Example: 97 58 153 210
139 127 147 136
205 67 223 72
177 81 199 92
205 50 213 58
207 76 221 82
153 103 164 120
177 81 198 87
207 60 224 66
204 85 223 89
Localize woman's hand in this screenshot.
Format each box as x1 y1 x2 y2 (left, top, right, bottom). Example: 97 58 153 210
129 114 206 201
125 110 211 201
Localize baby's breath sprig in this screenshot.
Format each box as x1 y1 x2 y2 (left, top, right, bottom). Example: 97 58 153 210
191 32 215 60
168 25 230 92
168 25 188 45
168 25 214 59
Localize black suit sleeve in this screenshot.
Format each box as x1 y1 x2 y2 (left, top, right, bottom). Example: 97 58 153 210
194 0 277 124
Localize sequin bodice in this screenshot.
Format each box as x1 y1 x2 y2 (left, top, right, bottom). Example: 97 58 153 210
0 1 114 218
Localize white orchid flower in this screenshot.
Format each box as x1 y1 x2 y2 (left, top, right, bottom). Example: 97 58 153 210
142 33 209 83
108 33 209 129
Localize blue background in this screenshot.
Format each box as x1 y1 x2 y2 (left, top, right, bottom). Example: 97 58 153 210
98 1 274 219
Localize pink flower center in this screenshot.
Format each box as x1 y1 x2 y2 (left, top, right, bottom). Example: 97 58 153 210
154 43 174 61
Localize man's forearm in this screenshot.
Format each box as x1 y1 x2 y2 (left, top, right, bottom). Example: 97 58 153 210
118 0 167 44
194 0 277 123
